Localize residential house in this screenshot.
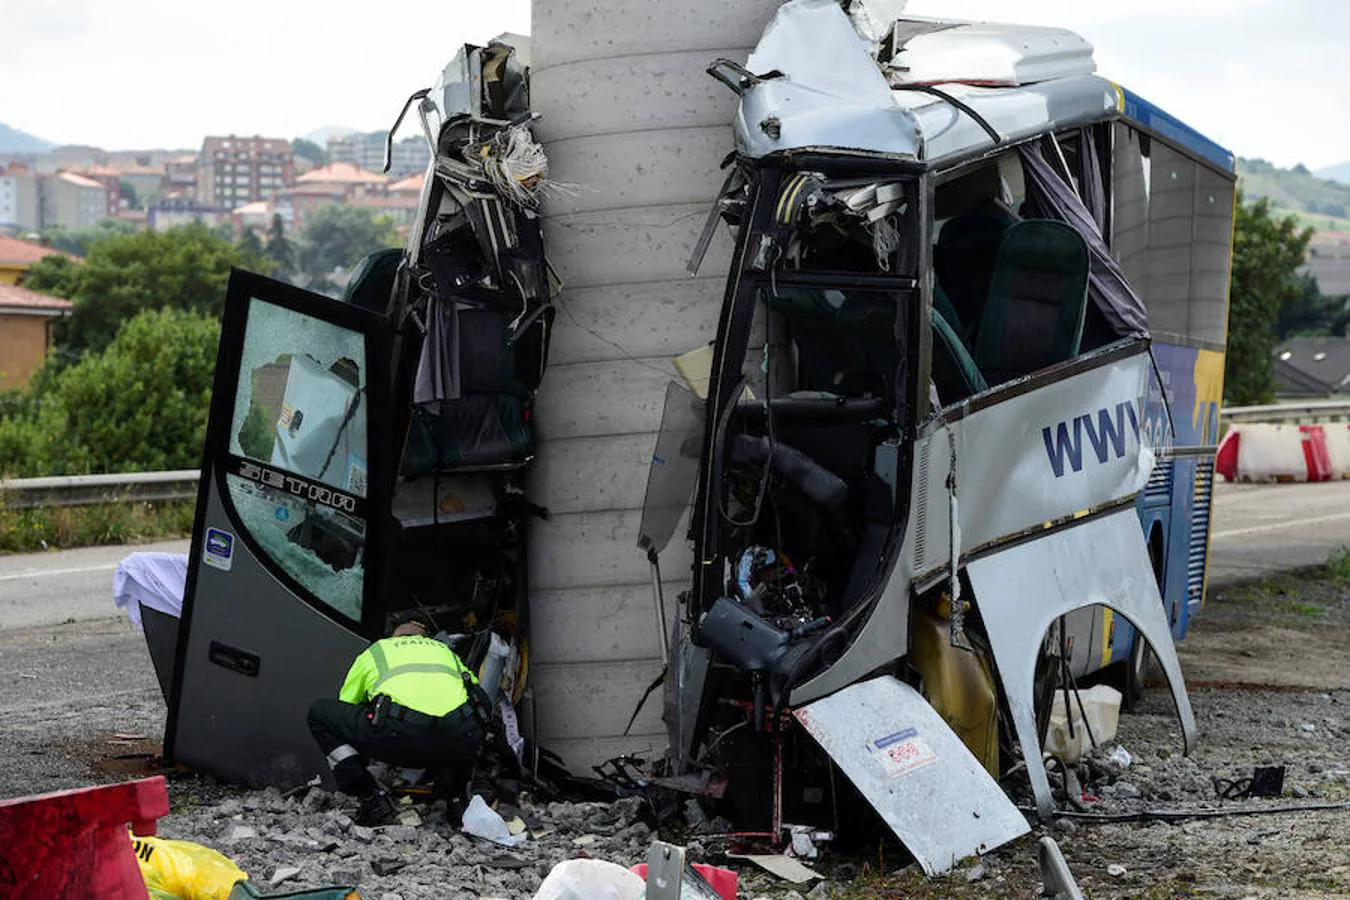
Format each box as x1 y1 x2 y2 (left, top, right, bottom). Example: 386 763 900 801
1304 231 1350 298
273 185 345 231
0 283 72 390
327 132 429 178
1275 335 1350 397
147 197 230 232
233 200 273 235
197 136 295 208
350 194 419 231
116 163 168 205
294 162 388 199
0 235 73 285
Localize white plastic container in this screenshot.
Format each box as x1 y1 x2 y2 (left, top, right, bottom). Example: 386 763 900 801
1044 685 1122 764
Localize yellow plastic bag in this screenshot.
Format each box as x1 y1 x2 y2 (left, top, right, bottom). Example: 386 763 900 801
129 831 250 900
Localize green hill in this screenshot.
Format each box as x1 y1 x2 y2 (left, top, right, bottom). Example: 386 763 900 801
1238 158 1350 229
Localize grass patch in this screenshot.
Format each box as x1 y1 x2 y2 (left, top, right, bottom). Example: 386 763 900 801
0 499 195 554
1324 547 1350 585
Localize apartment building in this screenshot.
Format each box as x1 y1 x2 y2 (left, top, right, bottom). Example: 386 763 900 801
0 164 42 233
165 154 198 200
74 164 123 217
197 136 295 208
42 172 108 229
327 132 429 178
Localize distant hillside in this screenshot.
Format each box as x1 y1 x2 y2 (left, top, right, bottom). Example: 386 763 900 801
1316 161 1350 186
0 122 53 155
1238 157 1350 224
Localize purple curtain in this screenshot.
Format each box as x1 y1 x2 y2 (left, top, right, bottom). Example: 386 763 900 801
1019 137 1148 338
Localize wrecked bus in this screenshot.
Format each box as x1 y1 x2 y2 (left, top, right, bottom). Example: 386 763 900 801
160 0 1235 874
644 0 1234 863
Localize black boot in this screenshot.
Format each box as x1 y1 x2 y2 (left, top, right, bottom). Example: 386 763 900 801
356 789 398 826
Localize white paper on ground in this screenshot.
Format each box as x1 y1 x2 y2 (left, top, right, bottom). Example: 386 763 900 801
728 854 821 884
461 794 526 846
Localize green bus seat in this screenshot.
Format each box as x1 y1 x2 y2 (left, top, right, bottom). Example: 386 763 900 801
974 220 1089 384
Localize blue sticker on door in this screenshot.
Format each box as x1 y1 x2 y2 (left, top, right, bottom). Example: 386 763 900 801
204 527 235 572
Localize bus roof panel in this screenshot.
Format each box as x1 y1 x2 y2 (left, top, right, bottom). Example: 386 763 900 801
1118 87 1235 174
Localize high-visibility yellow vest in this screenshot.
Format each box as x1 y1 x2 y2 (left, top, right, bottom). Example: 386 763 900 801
338 635 476 717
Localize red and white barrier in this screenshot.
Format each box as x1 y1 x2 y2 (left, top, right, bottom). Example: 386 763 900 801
1216 423 1346 482
1323 423 1350 479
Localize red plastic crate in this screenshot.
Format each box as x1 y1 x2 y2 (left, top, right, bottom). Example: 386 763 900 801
0 776 170 899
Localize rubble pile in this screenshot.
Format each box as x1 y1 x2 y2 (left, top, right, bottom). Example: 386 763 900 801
161 790 658 900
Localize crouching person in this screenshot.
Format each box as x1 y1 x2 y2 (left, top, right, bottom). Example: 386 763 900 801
308 617 486 825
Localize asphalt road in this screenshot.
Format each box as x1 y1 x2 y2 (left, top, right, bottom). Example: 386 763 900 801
0 538 188 630
1208 478 1350 583
2 481 1349 631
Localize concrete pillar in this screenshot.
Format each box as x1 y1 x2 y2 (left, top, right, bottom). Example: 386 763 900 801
528 0 781 770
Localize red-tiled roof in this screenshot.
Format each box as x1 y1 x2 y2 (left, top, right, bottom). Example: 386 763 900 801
388 173 425 194
296 162 387 185
58 171 106 189
0 236 76 266
0 283 74 313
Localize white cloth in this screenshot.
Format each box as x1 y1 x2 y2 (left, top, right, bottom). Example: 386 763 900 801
113 552 188 629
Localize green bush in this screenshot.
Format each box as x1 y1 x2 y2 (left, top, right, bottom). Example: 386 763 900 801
0 308 220 477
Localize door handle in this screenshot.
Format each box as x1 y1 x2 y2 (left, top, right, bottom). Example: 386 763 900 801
208 641 261 677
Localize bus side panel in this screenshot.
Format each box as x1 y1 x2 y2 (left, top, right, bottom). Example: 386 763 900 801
1166 455 1196 640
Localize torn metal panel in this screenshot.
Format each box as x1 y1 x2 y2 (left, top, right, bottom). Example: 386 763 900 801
730 0 1116 162
966 508 1197 818
911 340 1155 585
794 676 1030 875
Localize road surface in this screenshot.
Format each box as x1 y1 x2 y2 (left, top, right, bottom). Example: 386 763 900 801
0 538 188 630
2 481 1349 629
1208 479 1350 583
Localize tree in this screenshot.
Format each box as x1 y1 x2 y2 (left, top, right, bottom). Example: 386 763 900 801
264 213 295 279
237 227 264 260
295 204 399 293
292 137 327 168
39 220 135 256
24 223 263 356
1225 195 1312 405
0 309 220 476
119 180 139 209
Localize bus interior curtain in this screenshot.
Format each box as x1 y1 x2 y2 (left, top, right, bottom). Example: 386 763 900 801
1018 140 1148 339
413 297 461 412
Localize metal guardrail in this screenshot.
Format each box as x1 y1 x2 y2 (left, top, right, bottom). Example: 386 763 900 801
0 470 199 510
1 400 1348 509
1222 400 1350 426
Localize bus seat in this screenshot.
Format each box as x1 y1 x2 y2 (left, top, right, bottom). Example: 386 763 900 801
931 307 987 403
934 202 1018 342
765 287 899 402
401 308 535 474
974 220 1089 384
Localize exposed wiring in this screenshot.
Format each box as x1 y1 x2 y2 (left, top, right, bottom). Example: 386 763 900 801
1019 800 1350 824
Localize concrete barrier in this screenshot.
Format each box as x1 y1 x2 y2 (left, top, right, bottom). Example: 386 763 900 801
1218 423 1341 482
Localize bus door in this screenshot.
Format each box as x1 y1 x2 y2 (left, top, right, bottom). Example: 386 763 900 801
165 270 394 788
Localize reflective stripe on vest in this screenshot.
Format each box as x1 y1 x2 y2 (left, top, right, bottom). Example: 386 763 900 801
368 641 460 694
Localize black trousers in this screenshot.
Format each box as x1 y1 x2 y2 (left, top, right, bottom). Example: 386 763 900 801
308 697 484 800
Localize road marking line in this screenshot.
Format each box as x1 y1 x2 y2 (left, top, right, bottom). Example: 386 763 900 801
1211 510 1350 540
0 563 118 582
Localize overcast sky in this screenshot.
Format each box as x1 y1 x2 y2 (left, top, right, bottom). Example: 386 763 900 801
1 0 1343 169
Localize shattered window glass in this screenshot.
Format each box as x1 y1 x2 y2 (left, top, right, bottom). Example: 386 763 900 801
225 298 368 622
